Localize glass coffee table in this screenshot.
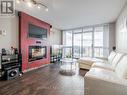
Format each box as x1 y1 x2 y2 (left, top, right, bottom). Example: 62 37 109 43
59 58 77 76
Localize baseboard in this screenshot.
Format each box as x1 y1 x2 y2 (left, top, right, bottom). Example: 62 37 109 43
23 64 50 73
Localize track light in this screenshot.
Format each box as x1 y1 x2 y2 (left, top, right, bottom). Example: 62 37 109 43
45 8 48 12
27 2 32 7
16 0 48 11
37 4 41 9
37 6 40 9
16 0 20 4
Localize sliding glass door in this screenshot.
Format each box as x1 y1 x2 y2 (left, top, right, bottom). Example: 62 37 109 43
82 31 93 57
94 27 104 57
73 29 82 58
63 31 73 58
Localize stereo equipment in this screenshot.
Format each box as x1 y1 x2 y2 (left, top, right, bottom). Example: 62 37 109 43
5 67 19 80
1 48 6 55
0 54 22 80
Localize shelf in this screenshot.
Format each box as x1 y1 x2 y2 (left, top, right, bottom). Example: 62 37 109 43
0 54 22 78
2 60 19 65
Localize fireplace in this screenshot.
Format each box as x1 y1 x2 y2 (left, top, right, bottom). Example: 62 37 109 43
19 12 50 72
29 46 47 62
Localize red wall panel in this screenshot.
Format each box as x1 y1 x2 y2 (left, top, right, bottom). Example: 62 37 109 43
19 12 51 72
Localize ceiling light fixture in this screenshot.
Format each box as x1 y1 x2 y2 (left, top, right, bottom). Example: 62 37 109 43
16 0 48 11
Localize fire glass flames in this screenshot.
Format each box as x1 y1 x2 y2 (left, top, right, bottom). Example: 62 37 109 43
29 46 46 62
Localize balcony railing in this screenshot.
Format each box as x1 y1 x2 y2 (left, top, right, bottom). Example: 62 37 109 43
62 46 109 58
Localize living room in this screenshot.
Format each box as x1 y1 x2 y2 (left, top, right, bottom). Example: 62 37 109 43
0 0 127 95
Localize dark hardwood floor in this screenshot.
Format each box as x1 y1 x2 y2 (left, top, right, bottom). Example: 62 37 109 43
0 63 88 95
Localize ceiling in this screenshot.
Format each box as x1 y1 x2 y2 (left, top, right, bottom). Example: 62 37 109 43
16 0 127 30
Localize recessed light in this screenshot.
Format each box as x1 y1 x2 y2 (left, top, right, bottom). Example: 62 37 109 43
45 8 48 12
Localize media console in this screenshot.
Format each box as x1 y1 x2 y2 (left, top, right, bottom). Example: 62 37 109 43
0 54 22 80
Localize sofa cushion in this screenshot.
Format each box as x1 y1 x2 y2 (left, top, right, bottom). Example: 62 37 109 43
115 55 127 79
108 51 117 64
92 62 114 71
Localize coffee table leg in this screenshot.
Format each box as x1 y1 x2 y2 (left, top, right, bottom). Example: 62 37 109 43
71 62 72 71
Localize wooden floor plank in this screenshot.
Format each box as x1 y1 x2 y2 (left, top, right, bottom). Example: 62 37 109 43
0 63 87 95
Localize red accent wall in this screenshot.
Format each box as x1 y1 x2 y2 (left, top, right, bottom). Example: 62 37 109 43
19 12 51 72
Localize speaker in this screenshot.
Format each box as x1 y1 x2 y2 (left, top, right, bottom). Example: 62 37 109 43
6 68 19 80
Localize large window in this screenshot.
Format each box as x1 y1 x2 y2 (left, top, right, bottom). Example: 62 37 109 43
82 27 93 57
73 29 82 58
65 31 72 46
63 31 72 58
63 24 109 58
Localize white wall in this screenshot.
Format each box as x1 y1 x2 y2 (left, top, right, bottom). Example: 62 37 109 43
103 23 116 54
49 27 62 45
109 22 116 52
116 3 127 53
0 15 19 53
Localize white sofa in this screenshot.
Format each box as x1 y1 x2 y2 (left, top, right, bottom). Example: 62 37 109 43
92 52 124 71
84 54 127 95
78 51 117 70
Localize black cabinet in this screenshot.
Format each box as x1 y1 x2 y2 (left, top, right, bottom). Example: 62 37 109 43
50 45 62 63
0 54 22 80
50 55 62 63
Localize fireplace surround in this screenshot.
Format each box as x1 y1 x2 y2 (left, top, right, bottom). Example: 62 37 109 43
19 12 51 72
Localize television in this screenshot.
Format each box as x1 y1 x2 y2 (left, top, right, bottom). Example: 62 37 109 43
28 24 47 39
